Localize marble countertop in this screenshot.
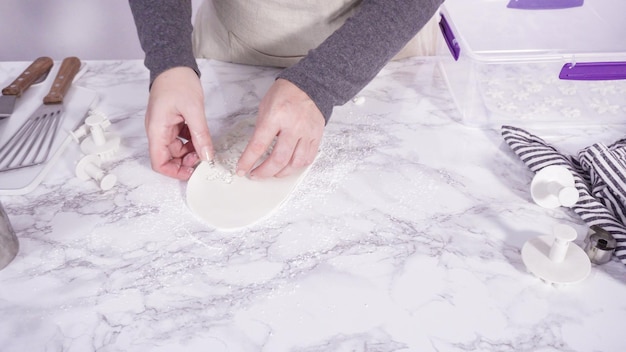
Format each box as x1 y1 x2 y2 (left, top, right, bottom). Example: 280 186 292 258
0 58 625 352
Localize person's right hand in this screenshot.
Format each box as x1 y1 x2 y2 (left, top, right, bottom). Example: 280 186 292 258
145 66 214 180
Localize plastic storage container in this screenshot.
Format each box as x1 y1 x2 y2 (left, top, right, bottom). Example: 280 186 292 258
437 0 626 128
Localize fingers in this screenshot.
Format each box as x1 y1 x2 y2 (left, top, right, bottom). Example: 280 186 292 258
236 123 279 177
148 127 200 180
185 106 215 162
144 66 213 180
249 132 319 179
236 78 325 179
145 113 198 180
275 138 320 178
153 154 198 180
248 132 298 179
237 117 321 179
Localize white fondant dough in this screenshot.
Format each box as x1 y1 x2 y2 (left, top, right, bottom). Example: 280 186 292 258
186 119 311 231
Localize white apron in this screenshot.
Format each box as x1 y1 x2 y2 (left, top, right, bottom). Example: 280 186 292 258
192 0 439 67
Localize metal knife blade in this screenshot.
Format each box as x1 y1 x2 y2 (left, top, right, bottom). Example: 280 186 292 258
0 57 54 119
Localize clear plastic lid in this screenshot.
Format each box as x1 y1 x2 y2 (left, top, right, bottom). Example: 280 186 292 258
440 0 626 62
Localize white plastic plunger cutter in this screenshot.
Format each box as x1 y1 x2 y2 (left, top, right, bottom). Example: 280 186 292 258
80 111 120 161
530 165 579 208
75 154 117 191
521 224 591 285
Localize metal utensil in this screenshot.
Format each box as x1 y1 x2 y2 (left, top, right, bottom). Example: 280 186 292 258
0 57 53 119
0 56 81 172
0 201 18 271
584 225 617 265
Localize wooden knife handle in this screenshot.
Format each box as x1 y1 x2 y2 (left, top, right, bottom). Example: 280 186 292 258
43 56 81 105
1 56 54 97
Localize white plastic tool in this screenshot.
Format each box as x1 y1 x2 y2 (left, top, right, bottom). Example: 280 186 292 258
75 154 117 191
79 111 120 161
530 165 579 208
521 224 591 285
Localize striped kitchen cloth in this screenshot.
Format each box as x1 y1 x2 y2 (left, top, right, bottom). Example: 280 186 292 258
501 125 626 266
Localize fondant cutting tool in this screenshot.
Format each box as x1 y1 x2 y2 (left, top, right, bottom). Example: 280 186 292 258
521 224 591 284
530 165 579 208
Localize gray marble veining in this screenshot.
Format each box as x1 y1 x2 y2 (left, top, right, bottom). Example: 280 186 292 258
0 58 625 352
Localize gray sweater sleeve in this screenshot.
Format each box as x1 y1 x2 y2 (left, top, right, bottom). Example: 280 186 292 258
129 0 443 121
129 0 200 84
278 0 444 122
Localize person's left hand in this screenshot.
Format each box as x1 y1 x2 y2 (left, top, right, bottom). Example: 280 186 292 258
236 78 325 179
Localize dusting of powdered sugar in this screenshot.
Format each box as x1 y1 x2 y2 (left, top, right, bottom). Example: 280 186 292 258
202 161 235 184
262 108 387 226
195 109 381 230
204 117 274 184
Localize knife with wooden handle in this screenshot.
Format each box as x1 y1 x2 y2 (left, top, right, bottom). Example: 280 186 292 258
42 56 81 105
0 57 81 172
0 57 54 119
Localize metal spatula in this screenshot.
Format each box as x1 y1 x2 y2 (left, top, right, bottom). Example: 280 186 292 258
0 57 81 172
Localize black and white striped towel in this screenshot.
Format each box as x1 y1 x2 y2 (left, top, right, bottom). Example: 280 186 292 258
501 125 626 266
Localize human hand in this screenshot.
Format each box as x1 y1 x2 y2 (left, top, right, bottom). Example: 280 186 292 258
145 67 214 180
236 78 325 179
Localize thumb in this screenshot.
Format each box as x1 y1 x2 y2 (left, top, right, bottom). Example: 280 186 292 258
182 103 214 162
